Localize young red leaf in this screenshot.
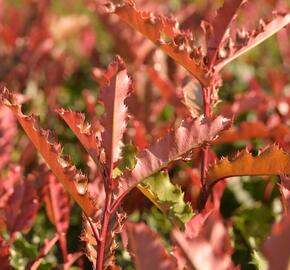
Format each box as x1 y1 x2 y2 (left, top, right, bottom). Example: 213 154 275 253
26 234 59 270
43 172 70 261
110 1 209 86
0 87 96 217
93 56 125 87
206 0 246 66
126 222 177 270
99 56 131 173
216 12 290 71
116 115 231 198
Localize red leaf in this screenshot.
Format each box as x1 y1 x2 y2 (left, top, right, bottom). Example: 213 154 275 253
3 168 40 234
26 234 59 270
278 175 290 214
111 1 209 86
116 115 231 198
126 222 177 270
216 12 290 71
262 213 290 270
0 165 21 209
215 121 269 144
206 0 245 66
0 236 10 270
43 172 70 261
131 119 148 150
0 105 17 170
56 109 103 176
99 56 131 173
0 87 96 217
185 209 214 238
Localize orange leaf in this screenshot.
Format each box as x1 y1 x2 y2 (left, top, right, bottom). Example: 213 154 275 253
0 87 96 218
110 1 209 86
207 145 290 184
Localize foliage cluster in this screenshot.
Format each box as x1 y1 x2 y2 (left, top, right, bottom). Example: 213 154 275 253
0 0 290 269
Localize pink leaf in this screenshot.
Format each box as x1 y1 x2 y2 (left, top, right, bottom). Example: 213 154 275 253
126 222 177 270
0 105 17 170
116 115 231 198
172 212 235 270
262 213 290 270
99 56 131 173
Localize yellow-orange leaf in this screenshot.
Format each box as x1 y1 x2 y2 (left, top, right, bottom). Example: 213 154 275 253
207 145 290 184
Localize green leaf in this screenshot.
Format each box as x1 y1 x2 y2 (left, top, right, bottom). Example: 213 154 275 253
138 171 193 228
115 145 193 227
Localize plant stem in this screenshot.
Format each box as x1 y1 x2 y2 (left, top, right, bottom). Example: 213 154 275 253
96 190 112 270
199 86 211 210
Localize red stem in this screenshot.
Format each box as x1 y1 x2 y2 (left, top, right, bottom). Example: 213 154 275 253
96 191 112 270
58 233 68 262
96 167 113 270
199 85 211 210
